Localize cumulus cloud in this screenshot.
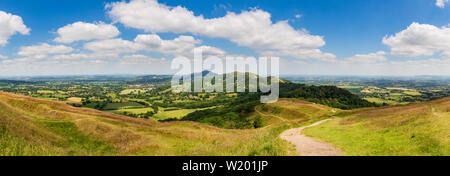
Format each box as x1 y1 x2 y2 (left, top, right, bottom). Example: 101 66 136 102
50 52 120 61
120 54 167 64
54 22 120 43
136 35 226 57
134 34 162 48
107 0 334 59
0 55 7 60
195 46 227 57
84 34 221 58
344 51 388 63
2 57 40 64
83 38 138 54
135 34 202 56
0 11 30 46
18 43 74 58
383 23 450 57
436 0 449 8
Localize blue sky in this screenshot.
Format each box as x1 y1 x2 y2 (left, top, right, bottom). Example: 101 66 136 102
0 0 449 76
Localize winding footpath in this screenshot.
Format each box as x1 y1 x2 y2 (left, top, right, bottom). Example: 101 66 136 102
280 119 346 156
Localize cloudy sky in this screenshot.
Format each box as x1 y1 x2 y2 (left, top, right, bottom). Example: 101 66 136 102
0 0 449 76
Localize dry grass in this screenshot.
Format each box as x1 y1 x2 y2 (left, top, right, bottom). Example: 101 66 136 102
305 97 450 156
254 98 336 126
8 91 445 156
1 92 317 156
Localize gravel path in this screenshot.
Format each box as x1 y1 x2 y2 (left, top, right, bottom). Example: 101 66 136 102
280 119 346 156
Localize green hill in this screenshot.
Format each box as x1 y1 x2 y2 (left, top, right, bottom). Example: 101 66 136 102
253 98 338 126
179 81 375 129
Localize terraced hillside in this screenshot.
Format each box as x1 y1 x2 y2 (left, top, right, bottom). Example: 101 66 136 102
0 92 325 156
305 98 450 156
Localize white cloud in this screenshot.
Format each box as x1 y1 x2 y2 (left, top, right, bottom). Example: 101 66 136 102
51 53 92 60
54 22 120 43
0 55 7 60
120 54 167 64
344 51 388 63
260 48 336 60
50 52 119 61
107 0 203 33
195 45 227 57
135 34 201 56
383 22 450 57
107 0 333 59
295 14 302 19
436 0 449 8
18 43 74 58
0 11 30 46
83 34 224 58
134 34 162 48
83 38 139 54
2 57 39 64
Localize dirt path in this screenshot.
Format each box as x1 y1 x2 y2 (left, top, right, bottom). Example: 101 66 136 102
280 119 346 156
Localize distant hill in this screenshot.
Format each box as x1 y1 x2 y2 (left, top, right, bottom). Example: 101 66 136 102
173 71 374 109
175 73 375 129
279 82 376 109
126 75 172 84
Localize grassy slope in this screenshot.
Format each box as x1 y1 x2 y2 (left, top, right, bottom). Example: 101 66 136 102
0 92 327 156
253 98 337 126
305 98 450 156
6 91 447 156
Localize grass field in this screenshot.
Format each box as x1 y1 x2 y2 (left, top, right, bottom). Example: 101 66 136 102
107 107 211 120
120 88 152 95
1 92 328 156
107 108 155 114
153 109 199 120
338 86 364 89
35 96 58 101
403 91 422 96
253 98 336 126
386 87 409 90
129 99 152 105
103 102 145 110
37 90 55 94
66 97 83 104
305 98 450 156
364 97 398 105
